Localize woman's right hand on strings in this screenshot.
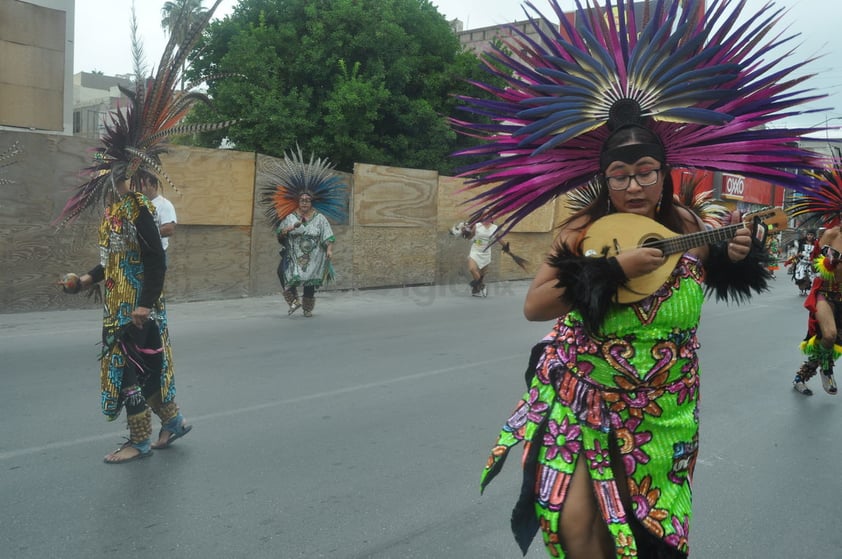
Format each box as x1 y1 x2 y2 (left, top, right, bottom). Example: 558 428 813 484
615 247 668 279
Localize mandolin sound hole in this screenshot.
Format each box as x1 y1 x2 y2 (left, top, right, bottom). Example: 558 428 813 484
640 235 665 251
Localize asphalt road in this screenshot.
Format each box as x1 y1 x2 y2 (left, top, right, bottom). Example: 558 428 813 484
1 276 839 559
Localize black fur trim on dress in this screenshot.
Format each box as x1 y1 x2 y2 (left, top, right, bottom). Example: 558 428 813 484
547 244 628 335
704 239 772 302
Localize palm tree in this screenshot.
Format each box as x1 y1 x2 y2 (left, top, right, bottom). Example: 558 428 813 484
160 0 207 89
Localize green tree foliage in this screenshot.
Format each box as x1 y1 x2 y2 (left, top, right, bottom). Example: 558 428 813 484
185 0 503 174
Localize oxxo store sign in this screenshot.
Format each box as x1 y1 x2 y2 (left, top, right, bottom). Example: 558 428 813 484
718 172 783 206
724 174 745 197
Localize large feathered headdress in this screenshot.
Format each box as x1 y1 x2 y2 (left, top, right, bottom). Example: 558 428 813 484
452 0 828 235
56 0 231 226
259 147 349 228
787 153 842 228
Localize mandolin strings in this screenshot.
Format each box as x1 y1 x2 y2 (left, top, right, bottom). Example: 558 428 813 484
648 224 742 255
640 209 781 255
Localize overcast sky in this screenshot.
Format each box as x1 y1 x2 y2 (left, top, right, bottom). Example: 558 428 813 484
72 0 841 133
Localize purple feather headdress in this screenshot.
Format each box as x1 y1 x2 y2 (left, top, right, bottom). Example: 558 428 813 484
787 153 842 228
452 0 829 235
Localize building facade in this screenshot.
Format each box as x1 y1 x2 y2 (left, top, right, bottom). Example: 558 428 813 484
0 0 74 135
72 72 133 138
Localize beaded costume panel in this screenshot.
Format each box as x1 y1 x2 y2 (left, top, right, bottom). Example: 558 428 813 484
98 194 175 419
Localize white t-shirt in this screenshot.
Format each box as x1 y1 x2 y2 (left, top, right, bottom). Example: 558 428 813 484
151 195 177 251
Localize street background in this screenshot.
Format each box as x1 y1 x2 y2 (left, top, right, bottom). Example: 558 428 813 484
1 276 839 558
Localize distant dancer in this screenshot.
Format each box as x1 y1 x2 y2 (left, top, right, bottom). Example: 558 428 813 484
54 2 229 462
463 218 498 297
260 148 348 317
276 192 335 316
60 175 191 462
793 225 841 396
787 158 842 396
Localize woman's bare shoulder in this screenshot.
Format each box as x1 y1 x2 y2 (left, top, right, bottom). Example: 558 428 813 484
821 227 842 244
676 206 704 233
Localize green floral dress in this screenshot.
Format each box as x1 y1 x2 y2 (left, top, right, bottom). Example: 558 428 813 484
482 254 704 558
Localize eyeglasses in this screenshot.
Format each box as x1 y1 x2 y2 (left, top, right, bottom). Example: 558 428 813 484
605 168 662 191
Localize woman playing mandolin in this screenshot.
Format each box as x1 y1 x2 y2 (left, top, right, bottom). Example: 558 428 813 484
458 1 825 557
525 125 756 323
507 124 768 559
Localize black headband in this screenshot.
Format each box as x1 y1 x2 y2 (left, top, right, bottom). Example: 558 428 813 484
599 143 666 172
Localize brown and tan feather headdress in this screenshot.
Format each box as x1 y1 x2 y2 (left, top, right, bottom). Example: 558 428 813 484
56 0 232 226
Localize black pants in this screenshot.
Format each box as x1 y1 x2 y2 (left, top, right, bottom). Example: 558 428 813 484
286 285 315 298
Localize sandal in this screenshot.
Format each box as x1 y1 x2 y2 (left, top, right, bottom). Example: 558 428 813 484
152 414 193 449
288 301 301 315
104 439 153 464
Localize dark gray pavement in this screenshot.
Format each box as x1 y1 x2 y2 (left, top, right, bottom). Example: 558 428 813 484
1 276 840 558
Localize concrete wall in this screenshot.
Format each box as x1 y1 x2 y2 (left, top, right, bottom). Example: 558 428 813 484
0 130 566 313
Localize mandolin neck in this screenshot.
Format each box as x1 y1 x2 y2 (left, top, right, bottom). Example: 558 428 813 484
652 223 742 256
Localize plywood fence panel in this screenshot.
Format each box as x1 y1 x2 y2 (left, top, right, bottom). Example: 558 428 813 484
509 201 555 233
354 164 437 227
497 232 552 280
249 223 283 300
437 174 555 233
436 231 502 285
249 153 283 299
437 175 475 229
163 225 251 303
353 227 436 287
160 146 256 226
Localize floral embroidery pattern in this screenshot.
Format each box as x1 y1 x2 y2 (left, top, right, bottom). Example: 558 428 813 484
629 475 669 538
664 515 691 551
543 416 582 463
615 417 652 476
585 439 611 474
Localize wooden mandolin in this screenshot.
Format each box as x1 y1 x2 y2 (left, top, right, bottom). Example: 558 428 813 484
580 208 786 303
